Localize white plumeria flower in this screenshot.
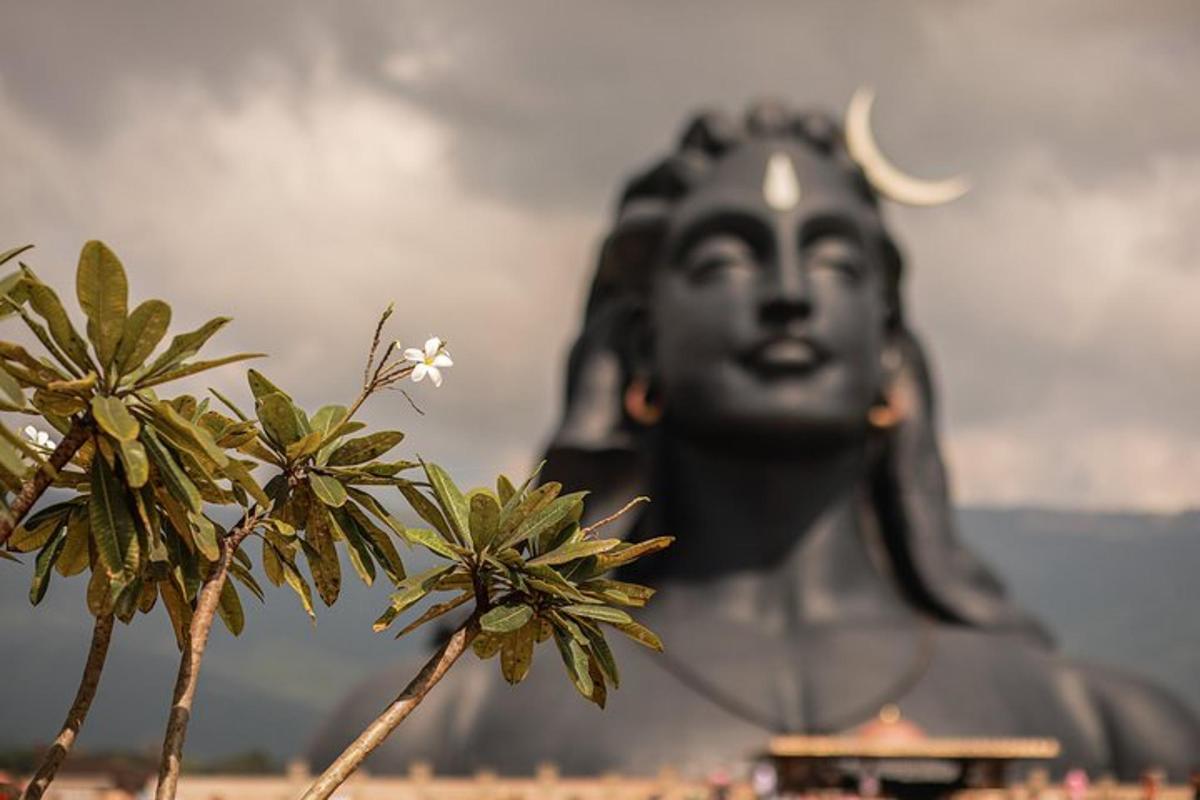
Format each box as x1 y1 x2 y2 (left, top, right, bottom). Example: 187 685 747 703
402 336 453 388
23 425 56 449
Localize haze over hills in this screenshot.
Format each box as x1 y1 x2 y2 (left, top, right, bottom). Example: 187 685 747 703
3 507 1198 763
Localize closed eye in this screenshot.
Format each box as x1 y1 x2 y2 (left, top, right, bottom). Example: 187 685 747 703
682 234 757 280
805 236 865 283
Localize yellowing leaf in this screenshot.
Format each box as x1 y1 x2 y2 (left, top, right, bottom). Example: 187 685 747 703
115 299 171 375
76 240 128 368
91 395 139 442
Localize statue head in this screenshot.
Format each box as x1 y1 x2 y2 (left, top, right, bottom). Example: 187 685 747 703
547 95 1049 643
629 108 897 448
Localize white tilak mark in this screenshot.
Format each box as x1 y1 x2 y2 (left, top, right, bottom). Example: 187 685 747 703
763 152 801 211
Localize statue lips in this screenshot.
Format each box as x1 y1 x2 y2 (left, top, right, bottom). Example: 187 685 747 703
742 335 830 377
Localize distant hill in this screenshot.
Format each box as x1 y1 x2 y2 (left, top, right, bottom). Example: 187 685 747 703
3 507 1197 761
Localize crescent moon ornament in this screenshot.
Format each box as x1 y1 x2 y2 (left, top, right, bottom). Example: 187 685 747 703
844 87 970 207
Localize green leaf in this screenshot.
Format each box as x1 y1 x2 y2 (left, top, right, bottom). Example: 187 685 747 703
468 490 501 552
594 536 675 571
87 567 114 617
503 491 586 552
247 368 290 402
142 427 202 513
372 564 456 631
208 385 249 421
610 619 664 652
305 506 341 606
393 590 472 638
404 526 461 560
256 392 305 449
345 487 406 539
115 299 171 375
189 512 220 561
397 483 452 540
552 626 594 700
500 620 536 685
150 401 229 467
499 480 559 539
76 240 128 368
521 563 589 602
262 539 284 587
526 538 620 567
159 580 191 649
8 504 72 553
143 317 231 378
422 462 471 549
30 526 69 605
217 579 245 636
480 603 534 634
579 578 656 607
496 461 544 529
326 431 405 466
136 352 265 390
344 503 406 584
0 364 25 407
281 558 316 622
309 404 347 436
91 396 140 442
23 271 93 372
217 457 268 507
284 430 325 462
0 244 34 268
330 508 376 587
230 560 265 602
580 622 620 688
309 473 349 507
89 455 137 589
496 474 516 505
117 439 149 488
560 604 632 625
56 508 91 577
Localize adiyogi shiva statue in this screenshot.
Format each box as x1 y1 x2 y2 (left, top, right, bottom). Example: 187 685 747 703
310 91 1200 779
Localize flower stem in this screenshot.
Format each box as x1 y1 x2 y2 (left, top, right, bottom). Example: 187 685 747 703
20 613 114 800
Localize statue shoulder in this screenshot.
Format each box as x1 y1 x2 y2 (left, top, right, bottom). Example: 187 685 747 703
1081 662 1200 779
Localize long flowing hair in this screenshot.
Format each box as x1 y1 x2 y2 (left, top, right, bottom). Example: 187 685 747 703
543 103 1050 644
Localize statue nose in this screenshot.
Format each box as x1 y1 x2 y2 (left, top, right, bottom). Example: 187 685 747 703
759 247 812 325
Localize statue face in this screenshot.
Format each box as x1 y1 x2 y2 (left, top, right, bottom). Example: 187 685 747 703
647 141 889 446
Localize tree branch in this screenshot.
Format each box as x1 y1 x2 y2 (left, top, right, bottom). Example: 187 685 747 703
20 613 114 800
299 617 480 800
154 513 259 800
0 415 91 547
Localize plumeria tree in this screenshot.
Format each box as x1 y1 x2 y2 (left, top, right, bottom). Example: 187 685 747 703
1 241 669 800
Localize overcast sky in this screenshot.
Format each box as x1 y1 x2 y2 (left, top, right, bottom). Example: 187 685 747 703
3 1 1198 511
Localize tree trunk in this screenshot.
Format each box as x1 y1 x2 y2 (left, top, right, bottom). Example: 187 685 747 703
299 619 479 800
20 614 114 800
0 417 90 546
153 529 247 800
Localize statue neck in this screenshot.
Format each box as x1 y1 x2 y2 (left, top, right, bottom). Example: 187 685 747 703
647 430 910 629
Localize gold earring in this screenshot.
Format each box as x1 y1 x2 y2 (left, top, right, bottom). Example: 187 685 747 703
868 390 903 429
624 378 663 426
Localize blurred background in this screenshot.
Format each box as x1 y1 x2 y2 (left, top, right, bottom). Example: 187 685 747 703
2 0 1198 767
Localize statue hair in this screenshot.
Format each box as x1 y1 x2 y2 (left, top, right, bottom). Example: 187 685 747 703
544 102 1050 645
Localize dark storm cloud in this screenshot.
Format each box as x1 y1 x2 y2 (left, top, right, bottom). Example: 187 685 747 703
2 1 1198 508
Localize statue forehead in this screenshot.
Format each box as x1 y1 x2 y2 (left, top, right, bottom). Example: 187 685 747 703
672 140 876 227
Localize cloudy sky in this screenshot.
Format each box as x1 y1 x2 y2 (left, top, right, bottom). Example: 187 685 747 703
3 1 1199 511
